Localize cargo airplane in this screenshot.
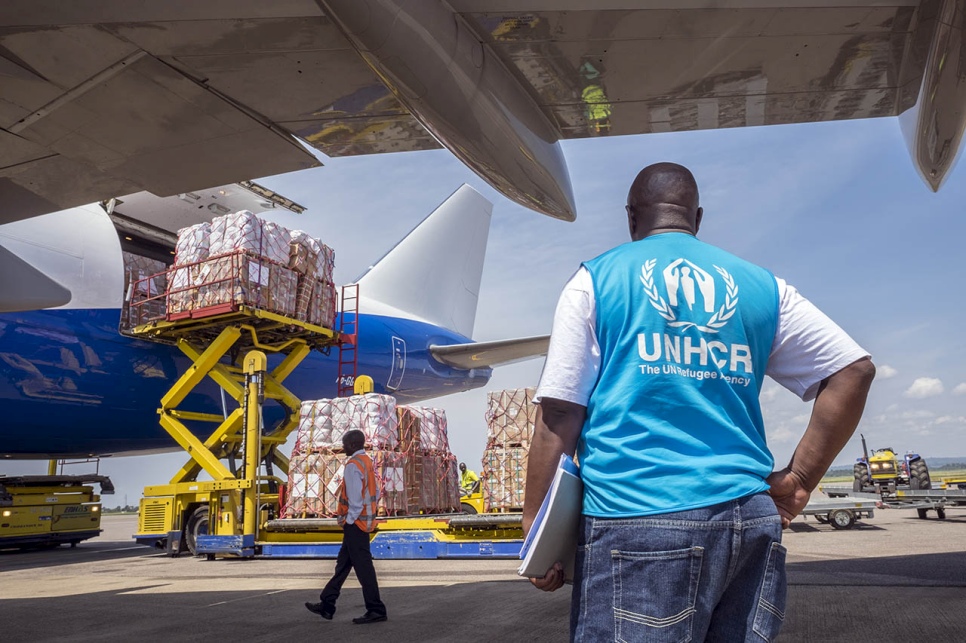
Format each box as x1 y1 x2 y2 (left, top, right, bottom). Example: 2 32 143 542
0 183 548 458
2 1 965 453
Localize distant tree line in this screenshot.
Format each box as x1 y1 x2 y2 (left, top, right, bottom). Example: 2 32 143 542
102 505 139 513
934 462 966 471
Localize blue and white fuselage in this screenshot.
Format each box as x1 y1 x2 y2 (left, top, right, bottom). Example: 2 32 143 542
0 185 523 458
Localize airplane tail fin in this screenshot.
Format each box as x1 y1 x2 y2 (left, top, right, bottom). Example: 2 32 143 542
355 185 493 338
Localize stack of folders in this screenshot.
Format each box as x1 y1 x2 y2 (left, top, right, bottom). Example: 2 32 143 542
518 454 582 583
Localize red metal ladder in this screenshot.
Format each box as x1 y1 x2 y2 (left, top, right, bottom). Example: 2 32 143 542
337 284 360 397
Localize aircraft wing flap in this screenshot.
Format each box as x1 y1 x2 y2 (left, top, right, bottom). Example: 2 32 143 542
431 335 550 370
457 5 923 140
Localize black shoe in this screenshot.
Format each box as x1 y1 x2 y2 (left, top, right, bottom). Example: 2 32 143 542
352 611 388 624
305 602 334 620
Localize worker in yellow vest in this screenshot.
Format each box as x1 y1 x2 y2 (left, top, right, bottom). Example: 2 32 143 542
459 462 480 496
305 429 387 624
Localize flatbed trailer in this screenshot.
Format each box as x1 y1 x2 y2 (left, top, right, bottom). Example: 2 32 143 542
797 495 877 529
214 513 523 560
822 484 966 519
0 474 113 549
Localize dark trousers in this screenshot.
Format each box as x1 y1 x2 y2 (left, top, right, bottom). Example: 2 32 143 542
320 523 386 616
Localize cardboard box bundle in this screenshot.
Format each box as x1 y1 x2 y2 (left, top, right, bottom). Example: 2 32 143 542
481 445 528 512
121 251 168 329
290 230 335 283
485 387 537 447
192 254 298 317
373 450 407 516
296 278 338 329
479 387 538 511
440 453 460 512
285 451 344 517
396 407 422 513
401 406 450 453
290 230 338 329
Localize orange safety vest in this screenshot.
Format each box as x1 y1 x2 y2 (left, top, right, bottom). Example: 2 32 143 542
337 452 378 532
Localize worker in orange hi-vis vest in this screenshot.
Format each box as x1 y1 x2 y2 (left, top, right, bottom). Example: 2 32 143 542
305 429 388 625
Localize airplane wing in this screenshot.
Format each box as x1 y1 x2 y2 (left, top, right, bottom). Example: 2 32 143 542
431 335 550 370
1 2 959 223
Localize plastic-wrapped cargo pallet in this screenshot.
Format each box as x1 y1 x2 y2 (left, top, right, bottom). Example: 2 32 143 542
284 396 460 518
481 387 537 511
164 211 334 325
295 395 399 452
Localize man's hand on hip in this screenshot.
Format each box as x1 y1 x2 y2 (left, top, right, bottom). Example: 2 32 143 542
766 467 810 529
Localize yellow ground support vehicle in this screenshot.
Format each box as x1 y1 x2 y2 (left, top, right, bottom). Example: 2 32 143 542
460 485 485 514
853 434 931 493
0 474 113 549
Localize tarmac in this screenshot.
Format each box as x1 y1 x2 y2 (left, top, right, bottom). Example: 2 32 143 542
1 507 964 642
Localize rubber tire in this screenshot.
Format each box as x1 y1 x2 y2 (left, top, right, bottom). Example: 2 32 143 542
815 515 829 524
937 507 946 520
460 502 478 515
853 463 870 491
185 505 210 556
829 510 856 530
909 459 931 490
917 508 929 519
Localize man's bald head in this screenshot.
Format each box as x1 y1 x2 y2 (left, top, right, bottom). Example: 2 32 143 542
626 163 702 240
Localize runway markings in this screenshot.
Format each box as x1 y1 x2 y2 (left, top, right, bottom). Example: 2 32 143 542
207 589 287 607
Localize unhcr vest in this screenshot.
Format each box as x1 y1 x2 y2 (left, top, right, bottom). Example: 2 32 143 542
581 232 779 517
337 452 379 532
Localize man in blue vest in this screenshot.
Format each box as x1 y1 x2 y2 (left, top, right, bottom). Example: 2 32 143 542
523 163 875 641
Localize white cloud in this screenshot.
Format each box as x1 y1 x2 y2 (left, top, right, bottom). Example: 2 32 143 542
904 377 944 399
878 364 898 379
899 410 935 420
953 383 966 396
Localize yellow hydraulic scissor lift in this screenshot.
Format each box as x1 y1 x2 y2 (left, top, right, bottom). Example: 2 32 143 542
131 297 523 560
132 305 343 557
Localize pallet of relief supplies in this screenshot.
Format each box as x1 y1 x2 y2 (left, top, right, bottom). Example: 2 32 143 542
485 387 537 448
481 446 528 512
295 394 399 453
166 211 304 320
399 406 450 454
290 230 338 329
396 407 423 514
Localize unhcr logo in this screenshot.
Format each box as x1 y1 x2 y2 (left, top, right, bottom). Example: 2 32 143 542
638 258 753 379
640 259 738 333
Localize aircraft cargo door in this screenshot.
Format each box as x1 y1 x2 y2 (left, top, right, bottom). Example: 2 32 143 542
386 336 406 391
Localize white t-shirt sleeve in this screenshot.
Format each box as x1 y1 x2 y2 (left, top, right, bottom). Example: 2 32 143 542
534 267 600 406
766 278 871 401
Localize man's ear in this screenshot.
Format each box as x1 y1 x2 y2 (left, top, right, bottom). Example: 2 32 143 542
627 206 637 239
694 207 703 234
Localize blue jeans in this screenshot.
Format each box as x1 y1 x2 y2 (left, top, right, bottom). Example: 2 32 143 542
571 492 786 642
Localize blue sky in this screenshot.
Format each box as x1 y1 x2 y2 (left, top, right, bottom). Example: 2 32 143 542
19 116 966 505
